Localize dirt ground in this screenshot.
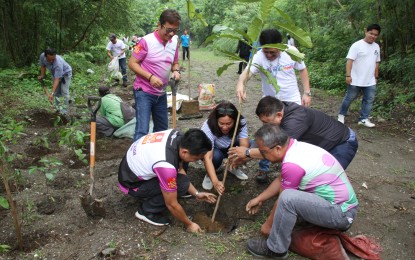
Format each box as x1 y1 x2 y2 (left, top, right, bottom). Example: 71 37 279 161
1 49 415 259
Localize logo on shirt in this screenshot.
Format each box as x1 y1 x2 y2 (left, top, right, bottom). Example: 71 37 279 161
142 132 165 144
167 177 177 189
374 50 379 55
133 43 142 54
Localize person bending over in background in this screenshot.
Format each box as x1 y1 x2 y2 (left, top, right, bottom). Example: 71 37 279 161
95 86 125 137
38 47 72 116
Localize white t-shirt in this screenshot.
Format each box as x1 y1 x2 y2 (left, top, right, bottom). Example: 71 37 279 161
106 39 126 59
347 39 380 86
249 48 306 104
287 38 295 46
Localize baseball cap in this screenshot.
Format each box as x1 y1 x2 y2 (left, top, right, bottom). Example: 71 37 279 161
109 33 116 40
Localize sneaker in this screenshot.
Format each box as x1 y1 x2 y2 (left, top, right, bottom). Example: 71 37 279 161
230 168 248 180
202 175 213 190
247 238 288 258
358 119 375 128
122 81 128 87
338 114 345 124
135 205 170 226
256 171 269 183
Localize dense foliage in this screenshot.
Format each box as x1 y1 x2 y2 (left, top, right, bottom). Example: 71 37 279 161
0 0 414 116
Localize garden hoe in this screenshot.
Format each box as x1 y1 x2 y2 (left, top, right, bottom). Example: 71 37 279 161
169 77 179 128
39 79 53 106
80 96 106 218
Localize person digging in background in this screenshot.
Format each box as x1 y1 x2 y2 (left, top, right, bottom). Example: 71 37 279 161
200 102 250 193
106 33 129 87
118 129 217 232
244 124 358 258
229 96 358 182
95 86 125 137
38 47 72 116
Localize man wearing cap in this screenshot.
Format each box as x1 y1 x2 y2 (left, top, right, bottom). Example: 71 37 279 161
128 9 181 141
96 86 126 137
106 33 128 87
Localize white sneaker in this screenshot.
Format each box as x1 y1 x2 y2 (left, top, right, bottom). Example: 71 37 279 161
338 114 345 124
230 168 248 180
202 175 213 190
358 119 375 128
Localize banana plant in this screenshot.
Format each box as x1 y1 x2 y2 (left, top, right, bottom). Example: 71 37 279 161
205 0 312 93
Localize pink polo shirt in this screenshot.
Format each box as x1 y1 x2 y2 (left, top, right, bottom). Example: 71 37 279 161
131 31 179 96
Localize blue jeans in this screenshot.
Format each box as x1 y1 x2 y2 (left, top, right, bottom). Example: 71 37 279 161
328 128 358 170
133 89 168 141
54 74 71 114
212 141 241 169
339 84 376 121
267 189 357 253
119 58 127 82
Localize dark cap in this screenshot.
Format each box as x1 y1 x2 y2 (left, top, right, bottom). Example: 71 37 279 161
98 86 110 97
109 33 116 40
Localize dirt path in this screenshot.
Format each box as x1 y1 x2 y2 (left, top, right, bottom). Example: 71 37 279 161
1 49 414 259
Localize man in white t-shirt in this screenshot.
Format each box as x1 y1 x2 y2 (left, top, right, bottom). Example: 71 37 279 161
338 24 381 128
287 34 295 47
235 28 312 182
236 29 311 107
106 33 128 87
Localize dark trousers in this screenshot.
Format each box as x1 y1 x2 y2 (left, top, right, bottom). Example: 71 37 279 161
237 56 249 74
182 46 189 60
118 156 190 214
128 174 189 214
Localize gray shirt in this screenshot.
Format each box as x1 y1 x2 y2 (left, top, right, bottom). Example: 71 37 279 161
39 53 72 79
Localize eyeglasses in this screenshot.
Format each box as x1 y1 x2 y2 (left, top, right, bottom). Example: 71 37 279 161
259 144 278 158
162 25 179 34
262 50 280 55
217 107 234 115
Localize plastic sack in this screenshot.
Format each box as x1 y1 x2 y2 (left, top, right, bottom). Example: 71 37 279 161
289 226 382 260
108 58 122 80
198 83 216 110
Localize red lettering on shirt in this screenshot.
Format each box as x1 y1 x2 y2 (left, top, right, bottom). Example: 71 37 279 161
167 177 177 189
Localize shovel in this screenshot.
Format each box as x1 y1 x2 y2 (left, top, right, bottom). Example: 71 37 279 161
39 79 53 106
169 77 179 128
80 96 106 218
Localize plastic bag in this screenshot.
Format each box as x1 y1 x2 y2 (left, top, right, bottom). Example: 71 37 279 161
198 83 216 110
108 58 122 80
289 226 382 260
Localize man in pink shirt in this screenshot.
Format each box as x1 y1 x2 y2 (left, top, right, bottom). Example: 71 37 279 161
128 9 182 141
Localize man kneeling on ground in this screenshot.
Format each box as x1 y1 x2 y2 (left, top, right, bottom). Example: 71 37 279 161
118 129 217 232
244 124 358 258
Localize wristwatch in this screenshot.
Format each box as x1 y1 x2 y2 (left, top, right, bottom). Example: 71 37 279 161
304 91 312 96
245 149 251 158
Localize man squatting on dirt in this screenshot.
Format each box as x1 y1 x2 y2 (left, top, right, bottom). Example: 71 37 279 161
117 129 217 232
242 124 358 258
230 96 358 174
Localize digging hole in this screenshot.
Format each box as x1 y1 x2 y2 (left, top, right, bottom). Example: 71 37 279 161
193 211 229 233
